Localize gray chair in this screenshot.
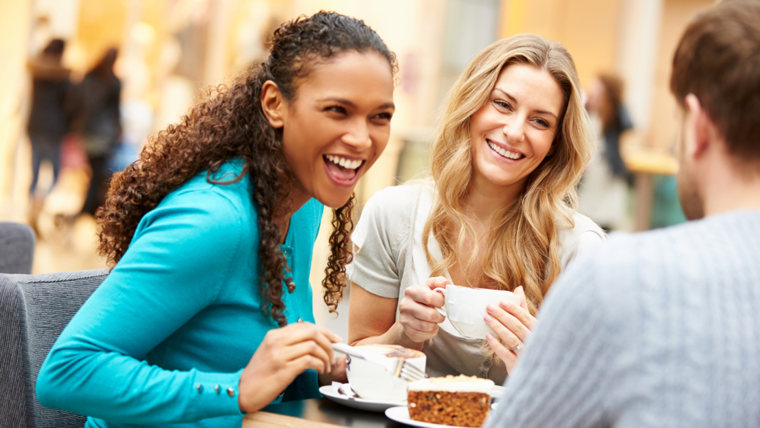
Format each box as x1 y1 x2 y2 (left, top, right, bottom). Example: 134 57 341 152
0 222 36 274
0 269 108 428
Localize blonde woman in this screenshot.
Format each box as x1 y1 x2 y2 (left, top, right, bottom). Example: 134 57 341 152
347 34 604 384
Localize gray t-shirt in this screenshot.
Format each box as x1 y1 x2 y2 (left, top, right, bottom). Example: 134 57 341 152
485 211 760 427
348 181 605 383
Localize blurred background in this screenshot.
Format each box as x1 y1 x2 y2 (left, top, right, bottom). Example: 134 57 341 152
1 0 706 329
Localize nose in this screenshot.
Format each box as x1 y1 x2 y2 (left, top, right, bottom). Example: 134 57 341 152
502 116 526 143
342 118 372 151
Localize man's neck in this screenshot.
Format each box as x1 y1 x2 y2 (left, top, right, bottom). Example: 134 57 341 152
702 155 760 216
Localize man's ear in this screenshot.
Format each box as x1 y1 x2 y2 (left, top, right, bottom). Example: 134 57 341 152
685 93 713 158
261 80 286 128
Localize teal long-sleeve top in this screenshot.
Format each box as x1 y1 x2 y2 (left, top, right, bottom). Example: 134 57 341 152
36 161 325 427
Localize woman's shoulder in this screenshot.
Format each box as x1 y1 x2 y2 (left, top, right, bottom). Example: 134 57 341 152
366 180 433 204
361 181 433 224
161 161 252 217
291 198 324 236
556 211 607 267
568 211 606 237
354 181 433 247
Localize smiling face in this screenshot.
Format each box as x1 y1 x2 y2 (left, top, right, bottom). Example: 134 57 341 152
264 51 395 210
469 63 564 200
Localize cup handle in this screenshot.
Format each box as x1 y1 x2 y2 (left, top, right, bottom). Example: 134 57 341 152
432 287 446 317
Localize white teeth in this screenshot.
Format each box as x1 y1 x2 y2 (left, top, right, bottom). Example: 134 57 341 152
325 154 362 170
487 141 522 160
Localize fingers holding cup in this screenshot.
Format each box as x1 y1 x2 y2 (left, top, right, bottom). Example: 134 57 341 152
498 299 536 333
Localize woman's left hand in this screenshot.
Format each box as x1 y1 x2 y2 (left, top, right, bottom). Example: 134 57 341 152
484 286 536 373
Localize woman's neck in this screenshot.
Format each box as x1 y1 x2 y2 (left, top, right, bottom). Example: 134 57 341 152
463 175 524 224
443 177 521 289
275 179 312 243
274 213 298 244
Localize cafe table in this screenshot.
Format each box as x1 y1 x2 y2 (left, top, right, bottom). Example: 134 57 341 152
622 142 679 230
242 397 406 427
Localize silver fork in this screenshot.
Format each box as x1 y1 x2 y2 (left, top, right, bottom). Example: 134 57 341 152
391 357 426 382
332 343 426 382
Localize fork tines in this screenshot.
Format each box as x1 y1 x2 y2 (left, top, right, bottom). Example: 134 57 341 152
395 360 426 382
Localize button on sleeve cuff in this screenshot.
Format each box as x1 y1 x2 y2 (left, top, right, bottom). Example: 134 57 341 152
189 370 245 417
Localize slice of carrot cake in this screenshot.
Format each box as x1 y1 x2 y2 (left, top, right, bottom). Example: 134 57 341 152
407 375 494 427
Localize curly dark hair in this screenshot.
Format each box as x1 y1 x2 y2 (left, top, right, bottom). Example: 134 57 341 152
96 11 396 327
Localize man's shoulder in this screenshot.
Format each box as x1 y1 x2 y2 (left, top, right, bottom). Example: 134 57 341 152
571 214 758 290
603 211 759 253
561 221 695 287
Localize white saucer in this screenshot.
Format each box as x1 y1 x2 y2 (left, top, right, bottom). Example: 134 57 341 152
319 382 405 412
385 406 464 428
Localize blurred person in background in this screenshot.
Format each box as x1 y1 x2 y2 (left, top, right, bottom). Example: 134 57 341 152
37 11 396 426
26 38 74 227
486 1 760 426
347 34 604 384
74 47 122 218
578 72 634 231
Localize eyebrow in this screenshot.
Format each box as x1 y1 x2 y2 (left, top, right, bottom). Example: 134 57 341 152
493 88 558 119
318 97 395 110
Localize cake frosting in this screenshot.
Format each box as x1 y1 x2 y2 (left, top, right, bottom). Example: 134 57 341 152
408 375 494 392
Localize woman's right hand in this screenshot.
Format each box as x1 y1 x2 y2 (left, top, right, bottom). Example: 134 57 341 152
397 276 447 344
238 322 340 413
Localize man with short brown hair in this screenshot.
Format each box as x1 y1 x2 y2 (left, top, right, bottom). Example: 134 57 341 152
486 1 760 426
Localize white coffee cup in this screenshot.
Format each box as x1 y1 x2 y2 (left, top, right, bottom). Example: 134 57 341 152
433 283 521 339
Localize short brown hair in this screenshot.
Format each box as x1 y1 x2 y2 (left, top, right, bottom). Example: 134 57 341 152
670 0 760 159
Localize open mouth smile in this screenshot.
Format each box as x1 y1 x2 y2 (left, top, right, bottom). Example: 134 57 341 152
324 154 363 170
487 139 524 160
323 154 365 186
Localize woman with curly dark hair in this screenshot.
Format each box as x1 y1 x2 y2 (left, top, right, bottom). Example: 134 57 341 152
37 11 396 425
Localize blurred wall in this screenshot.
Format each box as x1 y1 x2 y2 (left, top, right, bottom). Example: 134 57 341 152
0 0 31 218
500 0 622 89
75 0 126 71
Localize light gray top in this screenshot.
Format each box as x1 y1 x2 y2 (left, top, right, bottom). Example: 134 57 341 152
485 211 760 428
348 181 605 383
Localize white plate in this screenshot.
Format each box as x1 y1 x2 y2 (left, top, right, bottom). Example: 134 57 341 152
319 383 405 412
385 406 471 428
490 384 504 400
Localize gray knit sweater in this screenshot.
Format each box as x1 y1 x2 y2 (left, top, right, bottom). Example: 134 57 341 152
486 211 760 428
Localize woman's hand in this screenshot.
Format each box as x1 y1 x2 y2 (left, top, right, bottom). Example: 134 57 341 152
318 353 347 385
397 276 447 345
484 286 536 373
238 322 340 413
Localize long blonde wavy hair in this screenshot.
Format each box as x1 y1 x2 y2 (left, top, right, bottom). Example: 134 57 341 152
422 34 592 314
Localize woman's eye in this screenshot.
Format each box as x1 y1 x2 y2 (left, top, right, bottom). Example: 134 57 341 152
325 105 347 115
373 112 393 122
494 99 511 110
534 118 551 129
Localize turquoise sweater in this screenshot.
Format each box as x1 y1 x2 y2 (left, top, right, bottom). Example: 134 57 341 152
37 161 325 427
